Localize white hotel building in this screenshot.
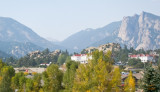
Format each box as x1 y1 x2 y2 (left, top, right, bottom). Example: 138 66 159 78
128 54 154 63
71 54 92 64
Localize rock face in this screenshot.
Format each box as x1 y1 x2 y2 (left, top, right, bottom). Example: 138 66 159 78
118 12 160 50
27 49 61 59
61 11 160 52
82 43 121 54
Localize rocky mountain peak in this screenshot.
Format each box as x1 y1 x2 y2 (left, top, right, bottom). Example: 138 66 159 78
59 11 160 52
118 13 139 41
118 11 160 50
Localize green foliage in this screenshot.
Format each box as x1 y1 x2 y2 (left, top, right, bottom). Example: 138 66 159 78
0 59 15 92
26 74 42 92
113 47 129 63
73 50 121 91
141 65 160 92
16 49 61 67
63 60 79 91
11 72 26 91
42 48 50 55
11 71 42 92
26 78 34 92
15 49 71 67
57 53 68 65
32 74 42 91
5 57 17 66
119 65 126 70
42 64 63 92
128 58 144 68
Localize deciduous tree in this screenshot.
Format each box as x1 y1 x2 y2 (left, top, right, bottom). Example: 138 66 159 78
124 71 135 92
42 64 63 92
73 50 121 92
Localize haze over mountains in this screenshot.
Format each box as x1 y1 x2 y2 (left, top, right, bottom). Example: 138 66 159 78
59 11 160 51
0 11 160 57
0 17 63 57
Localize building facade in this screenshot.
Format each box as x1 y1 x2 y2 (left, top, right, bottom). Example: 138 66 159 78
71 54 92 64
128 54 154 62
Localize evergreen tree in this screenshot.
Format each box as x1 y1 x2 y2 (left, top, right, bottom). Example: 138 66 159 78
141 65 160 92
42 48 50 55
57 53 68 65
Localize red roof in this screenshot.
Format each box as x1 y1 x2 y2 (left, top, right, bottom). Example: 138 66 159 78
129 55 138 58
41 63 47 64
129 54 153 58
74 54 87 56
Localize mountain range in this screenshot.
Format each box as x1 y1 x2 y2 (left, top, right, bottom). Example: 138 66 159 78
0 17 63 57
59 21 121 51
59 11 160 51
0 11 160 57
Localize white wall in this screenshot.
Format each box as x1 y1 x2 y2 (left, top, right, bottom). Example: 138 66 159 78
71 54 92 64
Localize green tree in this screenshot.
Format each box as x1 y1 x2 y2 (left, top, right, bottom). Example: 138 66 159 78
42 48 50 55
128 58 144 68
0 60 15 92
57 54 68 65
63 60 79 91
25 73 42 92
42 64 63 92
26 78 34 92
32 74 42 92
141 65 160 92
73 50 121 91
11 72 27 92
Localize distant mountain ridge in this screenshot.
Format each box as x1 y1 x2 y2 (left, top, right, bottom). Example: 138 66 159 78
59 21 121 52
0 17 59 49
0 17 63 57
60 11 160 52
0 41 43 58
0 50 11 58
0 11 159 57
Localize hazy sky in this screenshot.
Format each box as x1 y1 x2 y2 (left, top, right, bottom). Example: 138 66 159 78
0 0 160 41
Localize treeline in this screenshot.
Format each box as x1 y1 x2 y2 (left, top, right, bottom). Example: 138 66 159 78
3 45 160 68
5 49 70 67
113 45 155 63
113 45 160 68
1 50 160 91
0 50 123 92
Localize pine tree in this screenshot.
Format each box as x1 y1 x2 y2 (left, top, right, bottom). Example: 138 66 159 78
141 65 160 92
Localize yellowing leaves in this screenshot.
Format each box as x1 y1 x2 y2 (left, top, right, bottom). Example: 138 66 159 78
0 76 2 81
124 71 135 92
73 50 121 92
